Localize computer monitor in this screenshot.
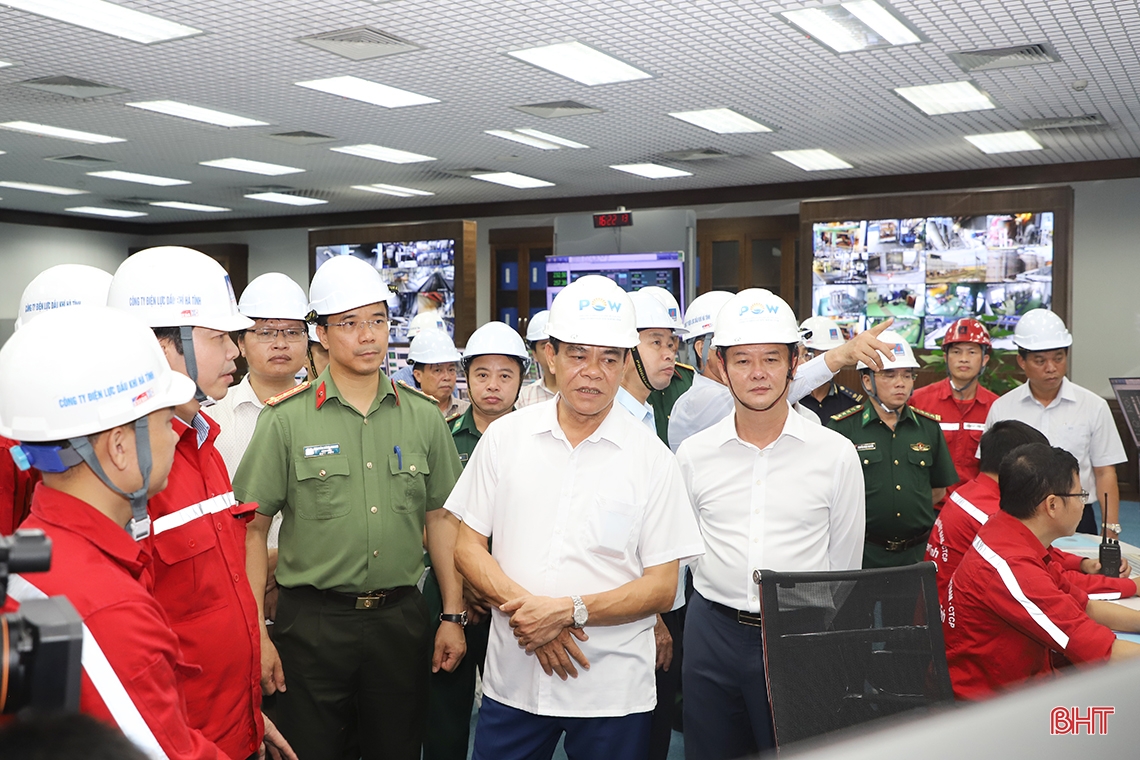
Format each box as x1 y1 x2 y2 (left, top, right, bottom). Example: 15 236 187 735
544 252 685 307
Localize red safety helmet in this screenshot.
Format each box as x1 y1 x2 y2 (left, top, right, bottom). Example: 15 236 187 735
942 317 992 350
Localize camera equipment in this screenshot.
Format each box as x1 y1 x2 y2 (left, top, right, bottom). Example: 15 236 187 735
0 530 83 714
1099 494 1122 579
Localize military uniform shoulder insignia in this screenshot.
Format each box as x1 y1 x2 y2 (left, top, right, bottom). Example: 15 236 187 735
396 380 439 405
912 407 941 422
831 404 863 422
447 412 463 428
676 362 696 372
839 385 863 401
265 381 310 406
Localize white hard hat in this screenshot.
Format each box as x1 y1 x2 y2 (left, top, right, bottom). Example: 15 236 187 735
682 291 734 338
308 255 397 317
0 306 196 441
1012 309 1072 351
408 330 462 364
800 316 846 351
637 286 685 330
856 329 920 370
407 309 447 338
15 264 113 331
239 272 309 320
463 321 530 367
631 289 689 335
525 310 550 342
712 289 801 348
545 275 639 349
107 246 254 332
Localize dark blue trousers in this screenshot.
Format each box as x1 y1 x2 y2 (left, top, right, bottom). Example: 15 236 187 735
471 697 652 760
682 591 775 760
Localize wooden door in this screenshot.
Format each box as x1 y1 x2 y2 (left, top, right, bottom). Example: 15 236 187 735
697 216 800 313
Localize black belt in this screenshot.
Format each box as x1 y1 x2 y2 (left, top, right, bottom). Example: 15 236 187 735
708 599 763 627
290 584 416 610
865 530 928 552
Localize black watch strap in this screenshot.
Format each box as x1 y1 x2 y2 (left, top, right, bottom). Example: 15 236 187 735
439 612 468 627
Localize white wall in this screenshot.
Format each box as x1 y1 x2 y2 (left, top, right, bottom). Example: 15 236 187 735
145 227 310 287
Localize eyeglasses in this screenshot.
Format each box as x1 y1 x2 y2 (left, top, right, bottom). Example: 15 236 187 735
1057 491 1090 502
326 317 389 332
245 327 307 343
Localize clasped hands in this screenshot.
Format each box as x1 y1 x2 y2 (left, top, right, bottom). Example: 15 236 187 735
500 594 590 681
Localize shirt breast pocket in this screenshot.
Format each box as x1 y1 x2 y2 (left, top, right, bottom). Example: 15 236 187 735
151 520 223 619
857 447 882 468
907 448 932 468
1056 423 1091 460
294 455 352 520
586 497 640 560
389 452 430 514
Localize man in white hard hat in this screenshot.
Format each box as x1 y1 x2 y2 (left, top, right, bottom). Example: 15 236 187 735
234 254 466 760
449 275 703 760
676 289 865 760
0 306 263 760
983 308 1126 537
391 310 448 386
635 286 698 442
796 316 863 420
425 320 530 760
828 331 958 568
410 329 470 418
2 264 113 535
518 309 557 407
107 246 279 760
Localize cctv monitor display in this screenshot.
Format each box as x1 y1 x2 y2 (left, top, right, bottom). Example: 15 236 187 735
544 252 685 308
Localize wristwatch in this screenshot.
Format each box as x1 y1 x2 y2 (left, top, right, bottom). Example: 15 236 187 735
571 595 588 629
1105 523 1123 535
439 611 468 627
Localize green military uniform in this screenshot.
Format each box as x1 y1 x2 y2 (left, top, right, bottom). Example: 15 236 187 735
798 382 863 422
827 403 958 568
233 369 463 760
422 406 491 760
647 363 695 445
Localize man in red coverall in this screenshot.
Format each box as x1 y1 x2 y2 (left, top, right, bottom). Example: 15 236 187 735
0 305 240 758
910 318 996 508
928 419 1135 608
108 246 293 760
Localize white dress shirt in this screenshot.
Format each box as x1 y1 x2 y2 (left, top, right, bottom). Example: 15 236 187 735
677 406 865 612
984 377 1126 504
517 379 557 408
445 398 703 718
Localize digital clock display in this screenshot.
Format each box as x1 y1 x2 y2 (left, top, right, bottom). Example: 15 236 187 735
593 212 633 228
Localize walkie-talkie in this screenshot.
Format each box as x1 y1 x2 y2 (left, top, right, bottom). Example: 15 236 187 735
1099 492 1121 578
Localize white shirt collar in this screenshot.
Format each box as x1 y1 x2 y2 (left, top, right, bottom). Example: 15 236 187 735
1018 375 1075 408
539 393 636 449
615 386 656 433
230 374 265 410
708 401 808 451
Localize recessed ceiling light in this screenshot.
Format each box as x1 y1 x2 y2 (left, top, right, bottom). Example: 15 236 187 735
0 120 125 144
485 130 562 150
126 100 268 127
470 172 554 189
669 108 773 134
87 169 190 186
330 144 435 164
964 130 1043 154
200 158 305 176
772 149 853 171
0 180 87 195
894 81 996 115
150 200 231 212
295 76 438 108
514 128 589 148
0 61 11 68
609 163 693 179
780 1 922 54
66 206 147 218
2 0 201 44
352 183 435 197
244 192 327 206
507 41 652 86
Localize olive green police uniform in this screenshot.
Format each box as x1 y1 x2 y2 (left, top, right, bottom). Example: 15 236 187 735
422 406 490 760
233 370 462 760
647 363 695 445
827 403 957 569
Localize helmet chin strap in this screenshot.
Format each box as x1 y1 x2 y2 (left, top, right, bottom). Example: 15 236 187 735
864 371 907 415
699 336 712 372
69 416 154 540
631 347 657 393
179 325 209 405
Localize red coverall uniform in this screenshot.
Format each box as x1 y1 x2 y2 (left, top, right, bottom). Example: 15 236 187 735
927 474 1137 607
3 486 227 759
909 377 997 505
141 413 263 760
943 510 1117 700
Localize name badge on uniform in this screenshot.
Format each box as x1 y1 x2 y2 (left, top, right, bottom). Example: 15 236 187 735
304 443 341 458
856 442 876 451
940 422 960 431
458 453 469 463
963 422 985 431
910 442 932 452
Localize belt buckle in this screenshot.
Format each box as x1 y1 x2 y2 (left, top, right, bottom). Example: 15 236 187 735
885 538 906 552
736 610 763 627
355 591 386 610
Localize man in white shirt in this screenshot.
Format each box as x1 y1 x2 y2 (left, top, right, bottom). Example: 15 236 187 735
449 275 703 760
518 310 558 407
677 289 865 760
984 309 1126 538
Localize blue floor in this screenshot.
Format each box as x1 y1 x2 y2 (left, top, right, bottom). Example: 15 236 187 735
462 707 685 760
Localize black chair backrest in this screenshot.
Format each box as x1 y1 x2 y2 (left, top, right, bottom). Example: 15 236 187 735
756 562 954 748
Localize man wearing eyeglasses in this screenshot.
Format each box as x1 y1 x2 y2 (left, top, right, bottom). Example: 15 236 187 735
235 256 466 760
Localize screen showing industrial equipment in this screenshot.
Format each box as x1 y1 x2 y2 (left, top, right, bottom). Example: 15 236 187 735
314 240 455 343
811 213 1053 348
545 252 685 307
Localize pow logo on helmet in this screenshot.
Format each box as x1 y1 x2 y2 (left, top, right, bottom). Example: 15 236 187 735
578 297 622 313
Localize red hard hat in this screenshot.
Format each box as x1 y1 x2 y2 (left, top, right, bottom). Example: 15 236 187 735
942 317 992 349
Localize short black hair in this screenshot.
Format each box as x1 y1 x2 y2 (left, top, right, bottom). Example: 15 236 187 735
978 420 1048 474
715 343 798 364
152 326 184 355
547 337 630 360
998 443 1080 519
1017 346 1069 360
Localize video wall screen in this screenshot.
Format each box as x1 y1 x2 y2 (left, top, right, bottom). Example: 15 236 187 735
314 240 455 343
811 213 1053 349
545 252 685 307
